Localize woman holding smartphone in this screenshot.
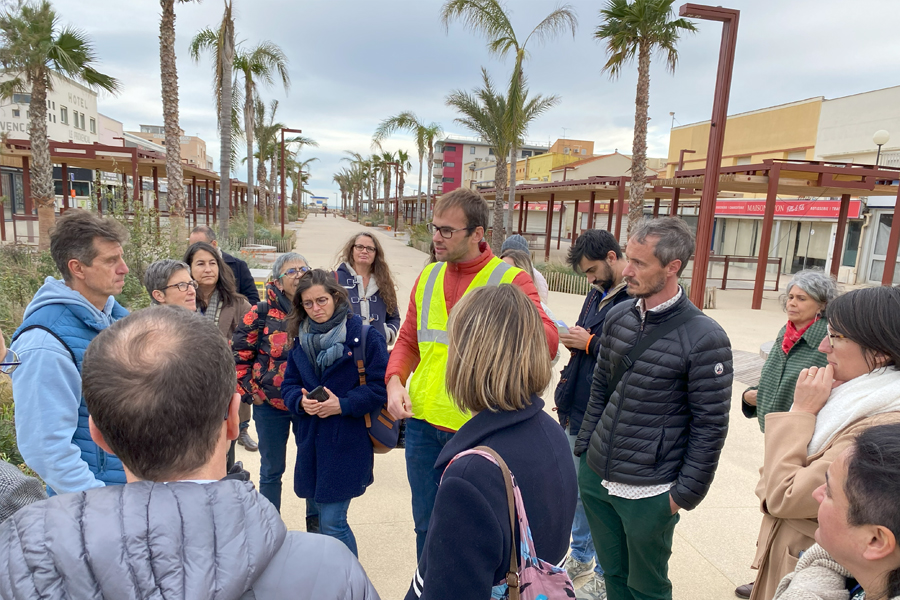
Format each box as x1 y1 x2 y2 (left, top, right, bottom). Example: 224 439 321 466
281 269 389 556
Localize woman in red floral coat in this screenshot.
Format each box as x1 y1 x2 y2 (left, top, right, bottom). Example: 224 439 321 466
232 252 319 528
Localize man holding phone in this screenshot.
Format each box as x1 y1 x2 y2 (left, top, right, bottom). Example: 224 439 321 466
555 229 630 600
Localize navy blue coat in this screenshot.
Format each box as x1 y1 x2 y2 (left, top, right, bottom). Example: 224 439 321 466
282 314 388 504
223 251 260 304
406 397 577 600
335 262 400 344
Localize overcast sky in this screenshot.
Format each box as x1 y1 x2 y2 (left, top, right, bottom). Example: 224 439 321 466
51 0 900 202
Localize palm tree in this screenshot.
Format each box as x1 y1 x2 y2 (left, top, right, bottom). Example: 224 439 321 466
441 0 577 236
373 112 444 224
0 0 119 250
287 156 317 207
595 0 696 238
378 149 396 211
233 41 290 241
447 68 557 252
188 0 236 237
396 149 412 214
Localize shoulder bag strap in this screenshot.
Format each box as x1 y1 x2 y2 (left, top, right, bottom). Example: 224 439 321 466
604 305 701 404
352 324 369 386
472 445 521 600
255 301 269 342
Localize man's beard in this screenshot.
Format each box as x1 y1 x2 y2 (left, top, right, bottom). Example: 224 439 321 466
625 270 667 299
592 264 614 292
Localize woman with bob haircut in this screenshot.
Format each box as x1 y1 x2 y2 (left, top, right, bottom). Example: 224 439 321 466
773 422 900 600
335 232 400 345
405 284 576 600
281 269 389 557
749 285 900 600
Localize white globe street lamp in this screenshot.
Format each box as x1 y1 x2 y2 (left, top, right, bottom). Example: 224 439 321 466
873 130 891 166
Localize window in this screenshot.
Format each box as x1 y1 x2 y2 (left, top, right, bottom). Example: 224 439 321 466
442 177 455 183
72 110 79 129
11 109 19 118
470 146 475 154
488 148 495 155
443 162 455 167
89 118 96 134
581 149 587 155
521 150 532 158
444 145 456 152
12 93 31 104
736 155 752 165
564 147 570 154
60 106 68 124
80 113 85 130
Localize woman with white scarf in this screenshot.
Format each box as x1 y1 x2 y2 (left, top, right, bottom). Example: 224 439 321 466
749 286 900 600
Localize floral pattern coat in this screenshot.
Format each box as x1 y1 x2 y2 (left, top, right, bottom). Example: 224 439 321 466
232 283 293 411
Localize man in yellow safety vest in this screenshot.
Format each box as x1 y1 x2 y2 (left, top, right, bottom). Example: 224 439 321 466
385 187 559 558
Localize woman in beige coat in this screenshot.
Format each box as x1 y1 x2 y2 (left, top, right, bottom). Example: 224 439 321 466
750 286 900 600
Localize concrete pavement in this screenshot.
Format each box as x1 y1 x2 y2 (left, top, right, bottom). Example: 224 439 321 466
234 215 793 600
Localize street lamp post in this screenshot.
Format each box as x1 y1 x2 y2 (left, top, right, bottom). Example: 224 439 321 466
280 127 303 237
679 3 740 309
874 130 890 166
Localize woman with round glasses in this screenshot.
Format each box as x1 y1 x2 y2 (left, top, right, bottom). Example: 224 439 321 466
334 232 400 346
282 269 389 556
748 285 900 600
144 259 197 310
232 253 317 524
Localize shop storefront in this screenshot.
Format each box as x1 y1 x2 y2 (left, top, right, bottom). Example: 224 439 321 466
860 197 900 284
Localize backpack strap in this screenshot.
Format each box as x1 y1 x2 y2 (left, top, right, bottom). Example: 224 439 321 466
604 305 701 404
351 323 369 387
255 300 269 343
12 325 76 365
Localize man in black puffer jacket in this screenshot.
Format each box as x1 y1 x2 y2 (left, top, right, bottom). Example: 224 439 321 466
574 218 732 600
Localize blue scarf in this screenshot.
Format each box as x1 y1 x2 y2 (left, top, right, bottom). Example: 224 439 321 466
298 303 349 377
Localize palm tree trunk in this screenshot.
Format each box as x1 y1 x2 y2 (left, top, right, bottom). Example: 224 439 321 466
28 70 54 250
505 144 517 246
426 143 434 219
416 151 424 224
217 1 234 238
244 84 255 241
160 0 186 234
256 160 267 224
628 41 651 241
491 158 508 254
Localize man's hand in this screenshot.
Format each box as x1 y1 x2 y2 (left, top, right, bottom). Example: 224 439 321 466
792 365 834 416
669 494 681 515
742 389 758 407
559 325 591 351
387 375 413 420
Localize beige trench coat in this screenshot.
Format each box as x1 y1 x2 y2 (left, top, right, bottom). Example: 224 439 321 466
749 410 900 600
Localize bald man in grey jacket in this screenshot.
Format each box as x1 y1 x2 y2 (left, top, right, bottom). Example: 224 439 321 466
0 306 379 600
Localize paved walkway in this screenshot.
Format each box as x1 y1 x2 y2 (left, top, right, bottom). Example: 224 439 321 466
234 215 794 600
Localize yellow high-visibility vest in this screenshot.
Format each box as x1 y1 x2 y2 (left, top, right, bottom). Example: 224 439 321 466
409 256 521 430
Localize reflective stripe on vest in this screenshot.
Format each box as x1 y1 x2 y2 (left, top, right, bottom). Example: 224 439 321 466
409 257 521 430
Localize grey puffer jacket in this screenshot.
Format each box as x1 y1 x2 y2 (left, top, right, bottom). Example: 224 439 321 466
0 478 380 600
574 291 733 511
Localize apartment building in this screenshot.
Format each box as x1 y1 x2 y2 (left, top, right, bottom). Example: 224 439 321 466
433 136 549 194
128 124 213 172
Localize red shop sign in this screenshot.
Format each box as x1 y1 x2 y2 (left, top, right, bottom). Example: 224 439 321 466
715 199 861 219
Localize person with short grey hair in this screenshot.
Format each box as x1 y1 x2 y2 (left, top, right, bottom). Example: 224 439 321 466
629 216 695 277
144 259 197 310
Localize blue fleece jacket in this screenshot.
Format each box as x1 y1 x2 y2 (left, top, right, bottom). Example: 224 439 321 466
10 278 128 494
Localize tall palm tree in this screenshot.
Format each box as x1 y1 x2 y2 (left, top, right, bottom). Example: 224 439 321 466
372 112 443 223
159 0 199 225
287 156 317 206
447 68 557 252
396 149 412 212
0 0 119 249
234 41 290 241
188 0 236 237
441 0 577 235
378 149 396 210
595 0 696 238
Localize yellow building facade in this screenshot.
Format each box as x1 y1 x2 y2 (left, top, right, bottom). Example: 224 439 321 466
516 152 584 182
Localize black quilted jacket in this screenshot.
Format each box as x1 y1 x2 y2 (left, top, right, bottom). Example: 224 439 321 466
574 291 733 511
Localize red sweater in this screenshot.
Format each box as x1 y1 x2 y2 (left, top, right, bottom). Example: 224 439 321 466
386 242 559 384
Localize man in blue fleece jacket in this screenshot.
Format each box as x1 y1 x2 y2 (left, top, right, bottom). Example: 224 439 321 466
8 210 130 495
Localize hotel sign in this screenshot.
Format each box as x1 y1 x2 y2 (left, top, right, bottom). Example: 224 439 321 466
715 199 861 219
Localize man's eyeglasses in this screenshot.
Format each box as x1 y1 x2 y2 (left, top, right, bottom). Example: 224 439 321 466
426 222 474 239
353 244 376 254
279 266 310 280
163 280 199 293
826 329 848 349
302 296 331 310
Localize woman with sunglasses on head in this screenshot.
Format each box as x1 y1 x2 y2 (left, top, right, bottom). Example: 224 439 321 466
335 232 400 346
144 259 198 310
232 253 320 525
282 269 389 556
748 286 900 600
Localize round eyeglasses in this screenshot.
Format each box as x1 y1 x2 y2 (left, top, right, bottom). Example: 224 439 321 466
163 280 199 293
279 266 310 280
302 296 331 310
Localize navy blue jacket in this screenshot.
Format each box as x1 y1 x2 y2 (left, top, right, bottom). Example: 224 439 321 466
223 251 260 304
282 314 388 504
555 284 631 434
406 397 577 600
334 262 400 344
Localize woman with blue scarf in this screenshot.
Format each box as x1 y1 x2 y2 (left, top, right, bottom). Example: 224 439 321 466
282 269 389 556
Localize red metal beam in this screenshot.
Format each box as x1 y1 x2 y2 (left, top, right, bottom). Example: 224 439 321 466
518 194 524 233
752 163 780 309
830 194 851 279
653 197 661 218
212 180 217 225
588 191 596 230
682 2 740 309
191 176 197 227
557 202 564 249
882 184 900 286
614 176 626 241
544 194 554 263
205 179 210 225
22 156 32 215
0 172 5 242
523 200 529 232
572 199 579 242
61 163 69 213
607 193 615 231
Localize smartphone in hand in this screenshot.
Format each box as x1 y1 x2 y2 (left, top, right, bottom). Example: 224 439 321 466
307 386 329 402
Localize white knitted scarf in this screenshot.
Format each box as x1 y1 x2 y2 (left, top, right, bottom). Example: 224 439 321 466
808 367 900 455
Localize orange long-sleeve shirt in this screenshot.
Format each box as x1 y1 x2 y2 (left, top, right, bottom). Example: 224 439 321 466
386 242 559 384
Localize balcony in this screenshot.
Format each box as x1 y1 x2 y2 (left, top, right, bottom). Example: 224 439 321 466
432 166 443 177
433 151 444 162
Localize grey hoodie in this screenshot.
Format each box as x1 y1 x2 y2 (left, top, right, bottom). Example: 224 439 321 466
0 478 380 600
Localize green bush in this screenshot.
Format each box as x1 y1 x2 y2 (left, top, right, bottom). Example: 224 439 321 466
534 261 583 278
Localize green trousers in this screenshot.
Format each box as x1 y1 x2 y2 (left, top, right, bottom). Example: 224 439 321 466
579 455 680 600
